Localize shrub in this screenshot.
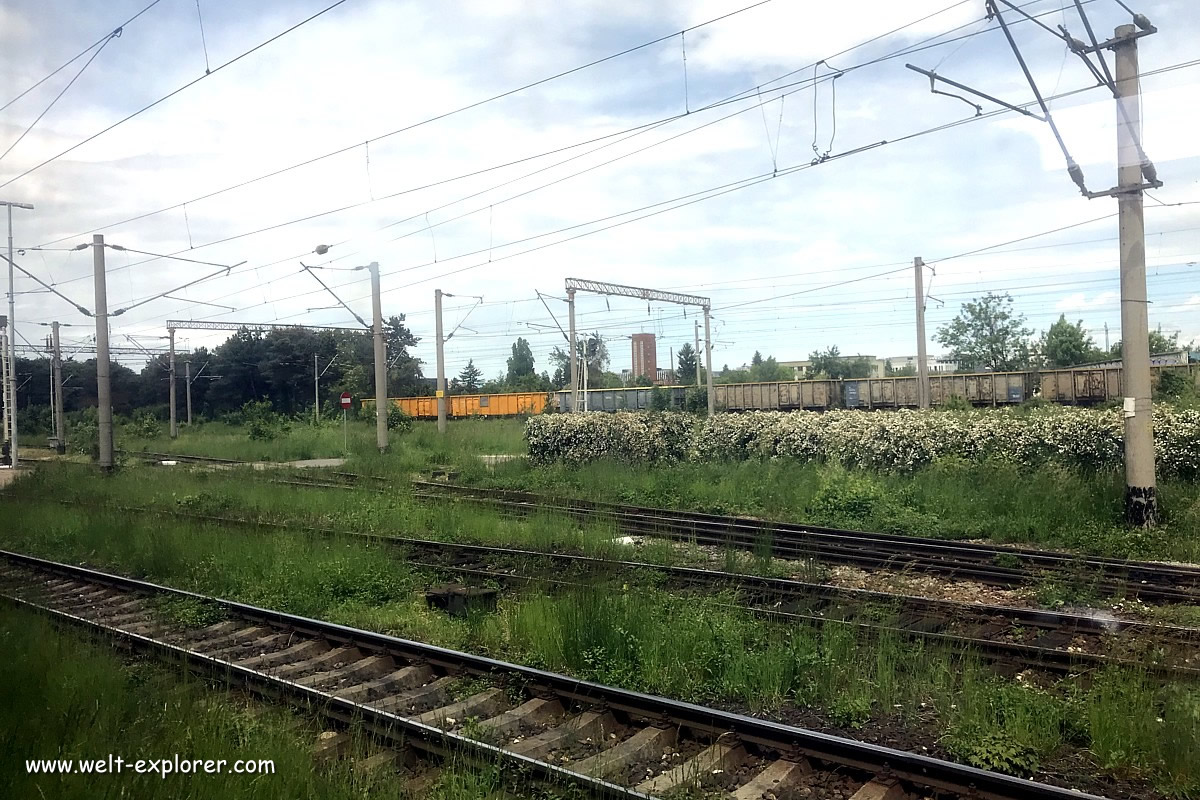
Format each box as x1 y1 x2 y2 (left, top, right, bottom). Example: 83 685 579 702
69 408 99 458
943 394 971 411
242 400 290 441
1157 370 1192 398
128 411 161 439
386 404 413 433
649 386 670 412
525 407 1200 479
525 412 695 466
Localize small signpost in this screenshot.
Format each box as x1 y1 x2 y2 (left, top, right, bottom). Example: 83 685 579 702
340 392 351 453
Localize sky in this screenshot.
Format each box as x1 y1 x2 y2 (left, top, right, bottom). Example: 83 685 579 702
1 0 1197 385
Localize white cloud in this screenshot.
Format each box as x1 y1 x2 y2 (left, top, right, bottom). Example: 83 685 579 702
1055 290 1119 312
0 0 1197 377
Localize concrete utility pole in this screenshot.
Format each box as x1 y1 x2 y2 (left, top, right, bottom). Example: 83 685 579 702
314 353 320 423
168 329 177 438
914 256 930 409
703 307 714 415
92 235 114 470
693 321 701 387
1 326 8 455
4 200 33 467
368 262 387 453
1115 23 1157 525
434 288 447 433
184 360 192 426
52 321 65 452
567 288 578 412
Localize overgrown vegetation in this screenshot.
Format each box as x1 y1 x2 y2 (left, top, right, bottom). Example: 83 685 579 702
482 452 1199 563
525 406 1200 478
0 502 1196 797
0 608 574 800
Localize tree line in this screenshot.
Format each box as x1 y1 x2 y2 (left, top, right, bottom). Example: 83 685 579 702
934 292 1193 372
9 294 1190 432
10 318 423 426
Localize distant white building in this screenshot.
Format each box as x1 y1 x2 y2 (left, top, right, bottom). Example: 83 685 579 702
779 356 886 379
883 355 960 374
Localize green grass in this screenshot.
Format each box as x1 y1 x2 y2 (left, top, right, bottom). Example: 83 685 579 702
113 413 1200 562
120 417 529 463
7 464 632 563
0 609 380 798
122 419 368 462
121 417 528 473
1 498 1197 796
0 607 587 800
477 457 1200 563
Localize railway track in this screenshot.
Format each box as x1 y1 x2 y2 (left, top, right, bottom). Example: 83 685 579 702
409 481 1200 605
113 452 1200 606
0 548 1118 800
18 495 1200 681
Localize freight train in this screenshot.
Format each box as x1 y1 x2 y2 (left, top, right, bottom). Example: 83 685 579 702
379 362 1199 418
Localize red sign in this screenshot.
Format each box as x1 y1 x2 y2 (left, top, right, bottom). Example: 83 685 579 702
339 392 351 409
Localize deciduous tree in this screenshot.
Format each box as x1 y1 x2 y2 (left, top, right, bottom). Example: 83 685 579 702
935 293 1032 372
506 337 536 383
808 346 873 379
1039 315 1100 368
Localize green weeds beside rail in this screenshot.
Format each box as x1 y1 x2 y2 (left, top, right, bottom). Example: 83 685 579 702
2 498 1198 797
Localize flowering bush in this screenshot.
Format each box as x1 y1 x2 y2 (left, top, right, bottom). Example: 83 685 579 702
526 407 1200 479
525 412 694 466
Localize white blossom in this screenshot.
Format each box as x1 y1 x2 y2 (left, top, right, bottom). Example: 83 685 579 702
526 407 1200 478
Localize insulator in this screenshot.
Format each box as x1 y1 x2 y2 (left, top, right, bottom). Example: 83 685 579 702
1067 162 1088 195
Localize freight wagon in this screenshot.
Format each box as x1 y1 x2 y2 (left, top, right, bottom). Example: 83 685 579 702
379 363 1198 418
1039 364 1199 404
714 380 836 411
835 372 1033 409
367 392 549 419
552 386 687 412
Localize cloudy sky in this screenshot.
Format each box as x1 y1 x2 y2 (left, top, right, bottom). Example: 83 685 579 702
1 0 1197 383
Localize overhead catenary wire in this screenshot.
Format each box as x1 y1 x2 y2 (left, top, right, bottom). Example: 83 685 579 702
0 0 166 113
35 0 1041 270
78 6 1194 337
117 25 1192 333
114 66 1200 339
0 29 121 164
33 0 1115 309
0 0 356 190
31 0 782 241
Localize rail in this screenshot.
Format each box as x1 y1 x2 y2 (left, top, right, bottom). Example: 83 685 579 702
0 549 1115 800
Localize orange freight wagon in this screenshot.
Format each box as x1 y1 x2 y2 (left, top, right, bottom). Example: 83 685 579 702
372 392 549 419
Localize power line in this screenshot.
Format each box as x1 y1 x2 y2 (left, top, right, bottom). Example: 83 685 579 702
115 64 1199 337
35 0 1039 283
96 19 1200 334
0 0 166 113
36 0 1109 299
0 30 120 164
32 0 782 240
0 0 355 190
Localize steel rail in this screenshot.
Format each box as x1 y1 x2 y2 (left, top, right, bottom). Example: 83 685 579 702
26 492 1195 642
15 490 1200 682
0 548 1115 800
411 481 1200 602
0 600 645 800
122 455 1200 586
